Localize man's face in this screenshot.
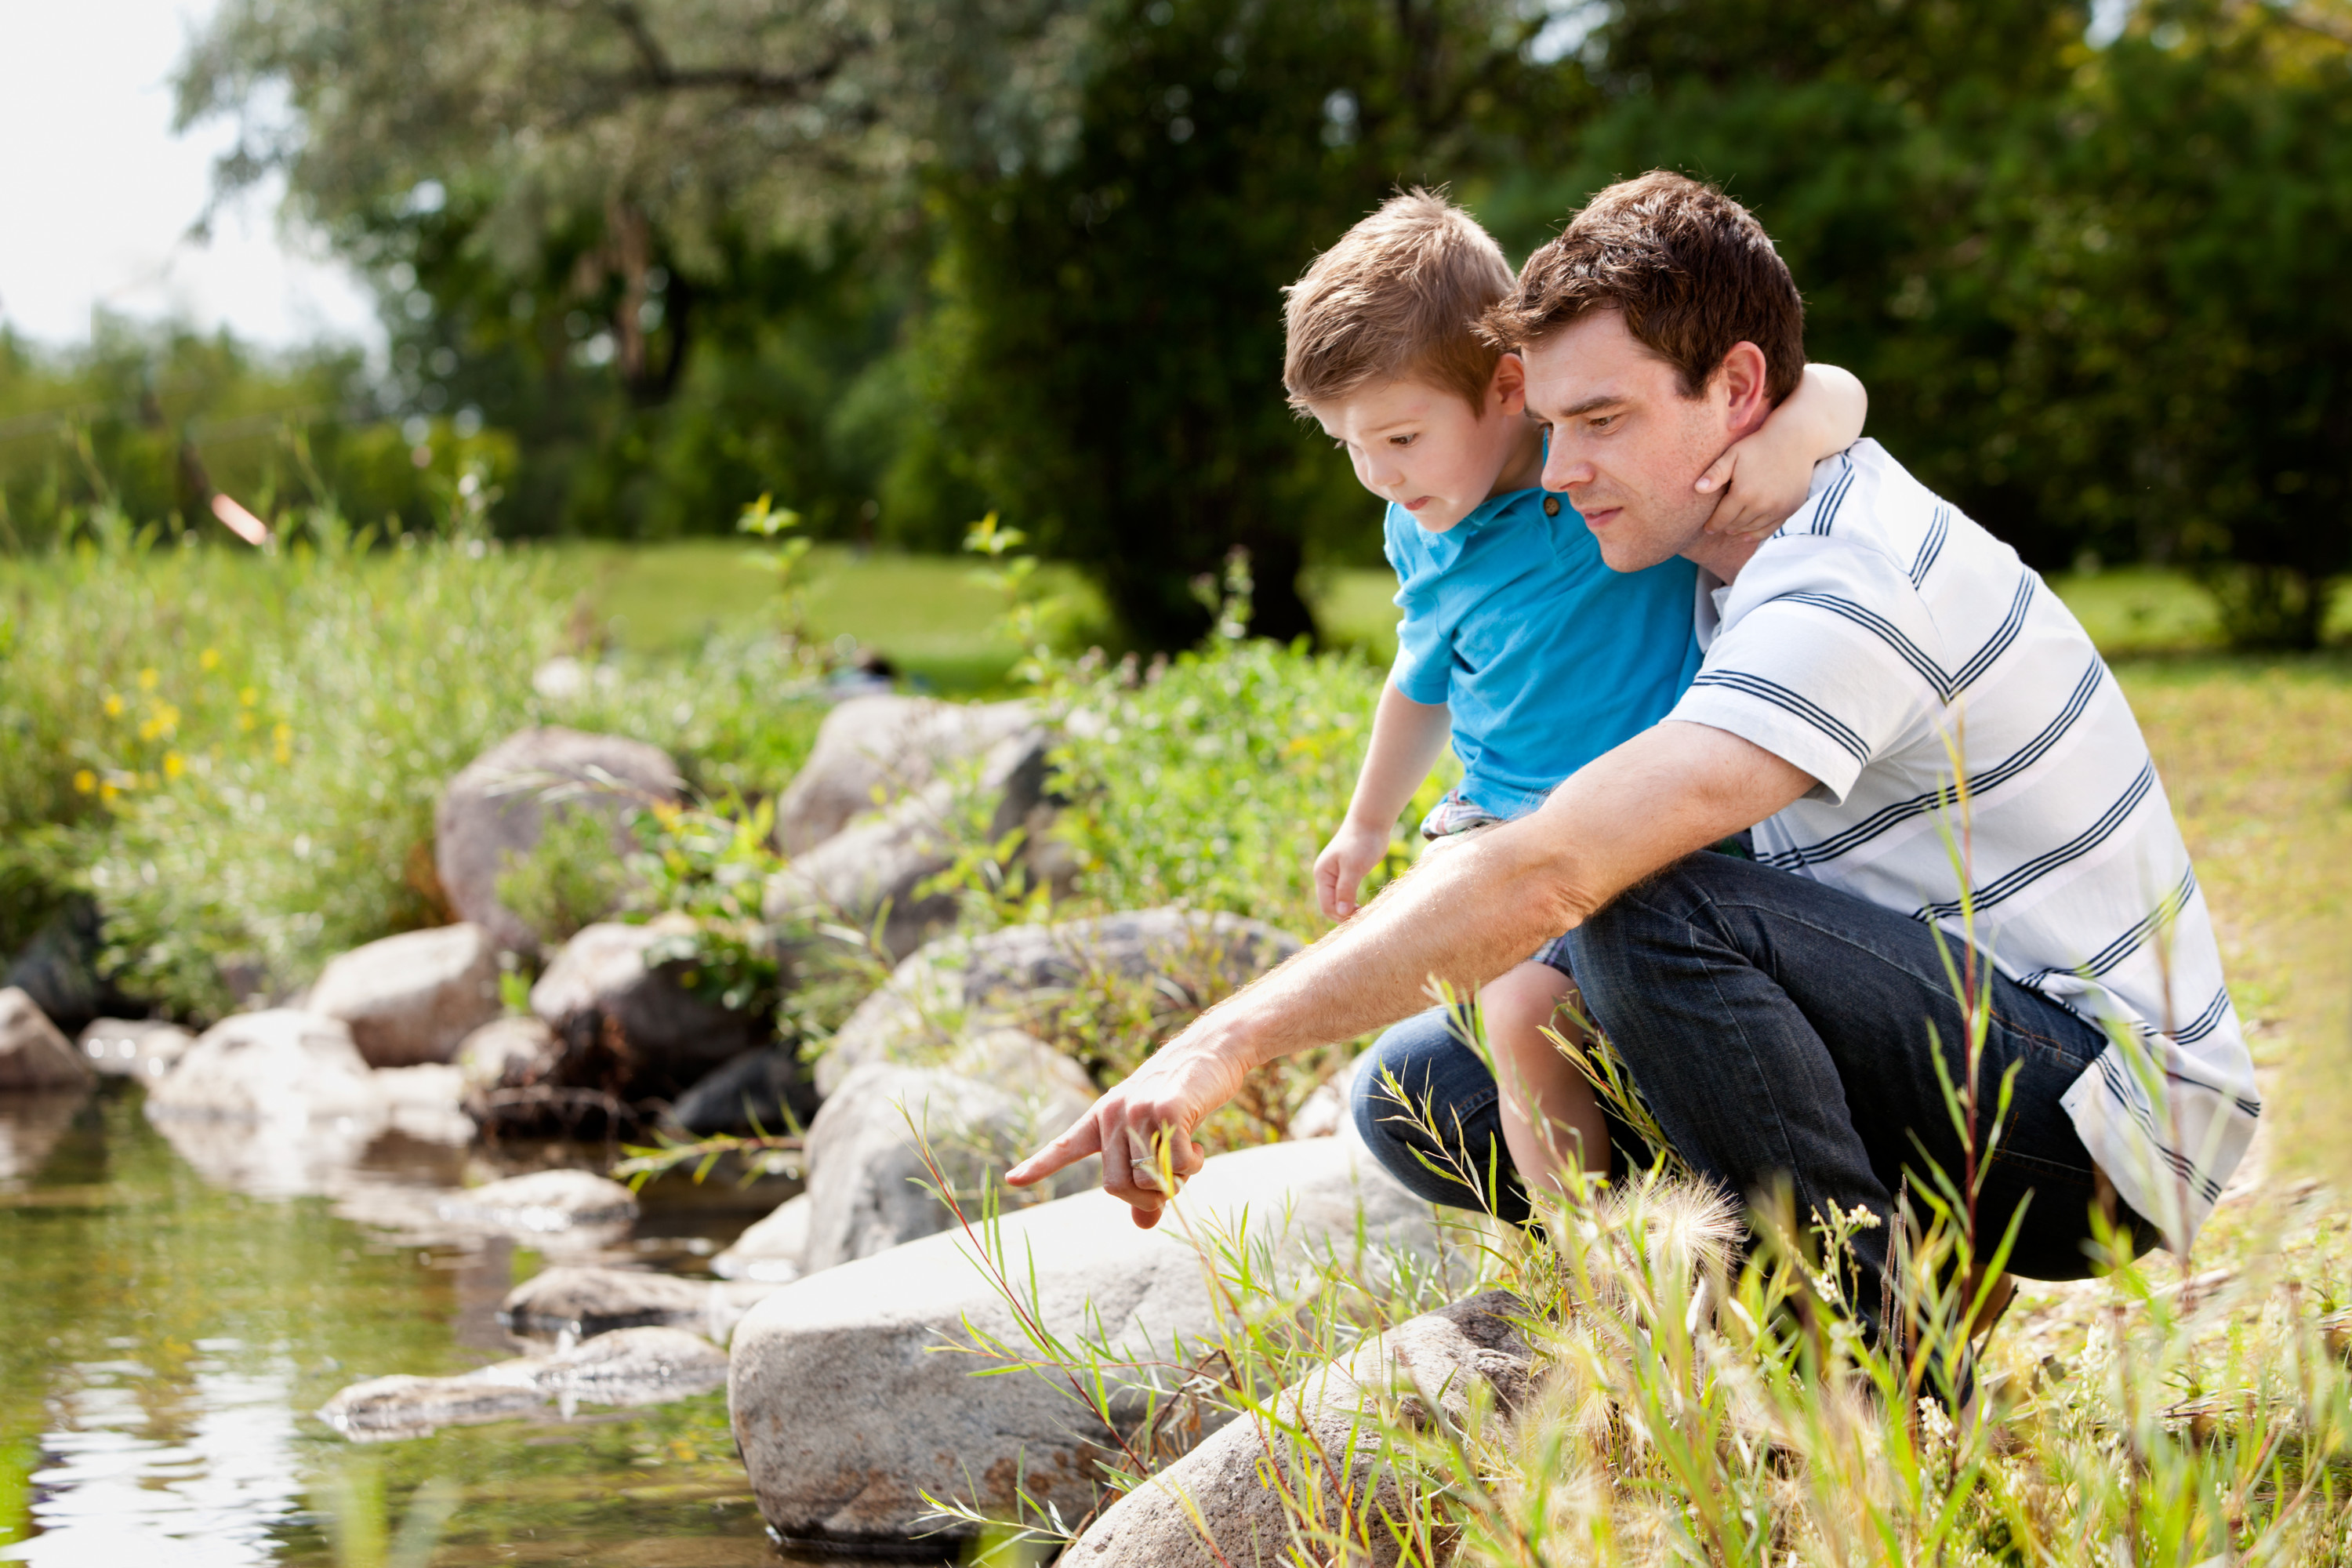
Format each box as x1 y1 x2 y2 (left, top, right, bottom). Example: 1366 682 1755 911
1524 310 1737 572
1306 360 1526 535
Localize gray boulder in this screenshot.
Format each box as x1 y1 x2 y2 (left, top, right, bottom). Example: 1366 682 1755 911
815 908 1301 1096
529 918 764 1101
454 1014 564 1092
712 1193 811 1284
437 1168 640 1240
145 1010 379 1124
775 695 1036 855
0 986 93 1093
435 727 682 955
500 1265 782 1344
728 1130 1450 1548
320 1325 729 1442
797 1043 1098 1274
764 725 1055 961
668 1044 818 1135
74 1018 194 1080
1063 1290 1536 1568
307 923 504 1067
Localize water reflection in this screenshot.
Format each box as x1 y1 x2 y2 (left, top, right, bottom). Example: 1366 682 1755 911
0 1091 850 1567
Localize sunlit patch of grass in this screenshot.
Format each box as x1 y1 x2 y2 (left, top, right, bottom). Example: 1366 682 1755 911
2117 653 2352 1184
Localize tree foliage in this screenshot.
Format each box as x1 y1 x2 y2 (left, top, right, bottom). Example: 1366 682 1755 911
148 0 2352 648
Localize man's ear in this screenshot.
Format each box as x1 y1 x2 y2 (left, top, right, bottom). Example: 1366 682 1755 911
1713 342 1773 437
1489 351 1527 417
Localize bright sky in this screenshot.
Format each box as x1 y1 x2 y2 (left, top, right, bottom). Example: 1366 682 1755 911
0 0 382 352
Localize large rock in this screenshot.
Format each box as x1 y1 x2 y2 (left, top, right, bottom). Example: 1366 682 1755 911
307 924 504 1067
0 987 94 1092
144 1010 379 1124
1063 1290 1536 1567
435 727 682 956
437 1168 640 1238
815 909 1301 1096
499 1265 782 1344
455 1014 564 1093
2 897 122 1035
728 1131 1450 1548
142 1011 472 1196
320 1325 729 1442
775 695 1037 855
74 1018 194 1080
529 919 765 1102
713 1193 811 1284
668 1045 818 1136
764 725 1056 961
797 1041 1098 1274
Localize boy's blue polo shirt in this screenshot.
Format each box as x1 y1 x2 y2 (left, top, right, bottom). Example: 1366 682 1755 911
1385 487 1703 819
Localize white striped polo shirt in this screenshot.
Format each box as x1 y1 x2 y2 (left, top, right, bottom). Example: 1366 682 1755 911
1671 438 2257 1253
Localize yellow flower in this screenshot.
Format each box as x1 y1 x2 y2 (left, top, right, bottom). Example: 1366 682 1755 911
163 751 185 780
237 712 256 732
273 723 294 764
153 702 180 734
72 769 96 794
238 687 258 707
138 719 162 742
273 722 292 742
103 692 125 718
199 648 221 671
137 668 159 691
100 781 119 803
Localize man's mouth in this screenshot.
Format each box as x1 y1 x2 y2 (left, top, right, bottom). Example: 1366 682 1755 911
1580 504 1621 529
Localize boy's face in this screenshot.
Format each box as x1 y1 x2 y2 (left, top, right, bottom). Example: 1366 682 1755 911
1306 357 1530 534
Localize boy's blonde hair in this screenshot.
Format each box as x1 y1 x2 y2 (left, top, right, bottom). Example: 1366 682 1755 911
1282 189 1517 415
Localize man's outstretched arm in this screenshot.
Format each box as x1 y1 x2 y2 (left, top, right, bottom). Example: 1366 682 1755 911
1007 720 1817 1224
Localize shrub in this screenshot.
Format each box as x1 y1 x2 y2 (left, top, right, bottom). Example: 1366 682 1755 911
0 535 827 1018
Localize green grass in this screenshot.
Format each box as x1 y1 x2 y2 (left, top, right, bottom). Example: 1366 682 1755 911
545 541 1106 691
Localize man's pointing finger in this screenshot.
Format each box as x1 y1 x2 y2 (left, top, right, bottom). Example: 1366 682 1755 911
1007 1112 1103 1187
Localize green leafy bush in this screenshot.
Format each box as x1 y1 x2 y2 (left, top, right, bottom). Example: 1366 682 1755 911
0 535 828 1018
1053 636 1453 938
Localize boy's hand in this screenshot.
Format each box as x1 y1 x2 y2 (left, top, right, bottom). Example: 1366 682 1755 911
1314 820 1391 921
1695 425 1819 540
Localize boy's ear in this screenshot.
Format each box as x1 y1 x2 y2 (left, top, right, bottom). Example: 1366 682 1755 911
1490 351 1528 416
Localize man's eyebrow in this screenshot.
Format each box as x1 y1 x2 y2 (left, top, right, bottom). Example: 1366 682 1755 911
1545 394 1624 420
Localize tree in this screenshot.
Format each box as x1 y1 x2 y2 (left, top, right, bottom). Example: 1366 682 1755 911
907 0 1581 647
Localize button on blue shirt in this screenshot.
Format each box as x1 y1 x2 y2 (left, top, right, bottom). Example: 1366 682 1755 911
1386 487 1704 819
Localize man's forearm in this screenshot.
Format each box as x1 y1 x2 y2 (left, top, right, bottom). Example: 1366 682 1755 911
1198 720 1818 1071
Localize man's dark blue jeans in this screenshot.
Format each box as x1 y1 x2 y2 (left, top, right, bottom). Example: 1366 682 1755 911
1350 852 2157 1330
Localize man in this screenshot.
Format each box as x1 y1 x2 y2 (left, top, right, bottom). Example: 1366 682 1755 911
1008 172 2258 1330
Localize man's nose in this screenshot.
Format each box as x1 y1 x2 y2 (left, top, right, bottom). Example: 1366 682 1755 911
1542 445 1590 493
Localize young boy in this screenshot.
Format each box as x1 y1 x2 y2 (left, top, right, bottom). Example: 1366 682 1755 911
1286 190 1867 1203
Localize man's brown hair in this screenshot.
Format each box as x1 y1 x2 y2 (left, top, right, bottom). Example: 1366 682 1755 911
1481 171 1806 405
1283 189 1517 414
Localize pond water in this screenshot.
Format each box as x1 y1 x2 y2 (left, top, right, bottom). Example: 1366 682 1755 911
0 1087 921 1567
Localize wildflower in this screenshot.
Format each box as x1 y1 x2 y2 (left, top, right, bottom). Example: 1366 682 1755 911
73 770 96 794
238 713 256 732
100 781 119 803
199 648 221 671
103 692 125 717
137 668 159 691
238 687 258 707
138 719 162 742
273 722 293 765
163 751 185 780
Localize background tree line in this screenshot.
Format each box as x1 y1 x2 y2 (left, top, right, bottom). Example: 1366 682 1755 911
5 0 2347 648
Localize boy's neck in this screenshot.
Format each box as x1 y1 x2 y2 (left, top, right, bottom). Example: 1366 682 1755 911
1483 421 1546 502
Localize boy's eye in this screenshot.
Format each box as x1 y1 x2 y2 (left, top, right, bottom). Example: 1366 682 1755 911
1388 434 1415 447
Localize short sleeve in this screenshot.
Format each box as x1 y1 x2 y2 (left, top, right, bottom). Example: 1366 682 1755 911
1668 539 1944 804
1384 519 1452 706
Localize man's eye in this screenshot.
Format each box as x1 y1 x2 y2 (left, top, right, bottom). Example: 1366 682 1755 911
1590 415 1617 432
